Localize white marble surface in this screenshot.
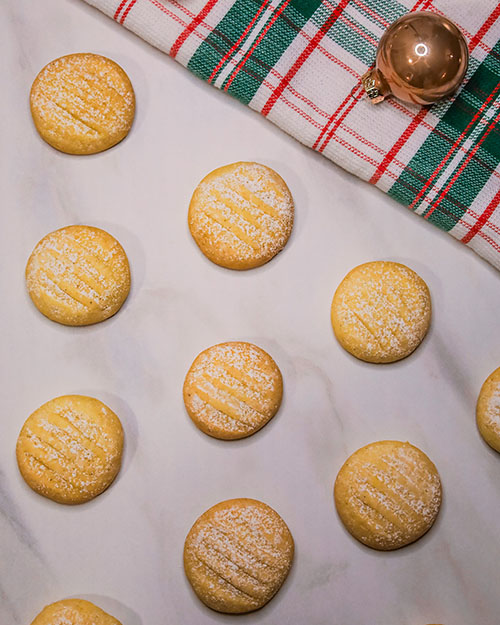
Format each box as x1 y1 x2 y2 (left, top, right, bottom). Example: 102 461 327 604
2 1 500 624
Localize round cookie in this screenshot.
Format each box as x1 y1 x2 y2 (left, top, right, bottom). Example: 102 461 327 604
334 441 442 550
184 498 294 613
476 366 500 452
188 161 294 270
30 599 121 625
183 342 283 440
16 395 124 504
331 261 431 363
30 53 135 154
26 225 131 326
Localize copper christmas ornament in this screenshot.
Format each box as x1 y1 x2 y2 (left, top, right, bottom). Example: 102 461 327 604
362 11 469 106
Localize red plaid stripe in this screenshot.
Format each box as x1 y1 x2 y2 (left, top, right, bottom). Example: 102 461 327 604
410 80 500 212
224 0 292 91
318 85 365 153
462 187 500 243
262 0 351 117
208 0 271 83
370 109 428 184
470 3 500 52
425 107 500 220
121 0 136 24
170 0 219 58
113 0 128 21
114 0 136 24
352 0 390 28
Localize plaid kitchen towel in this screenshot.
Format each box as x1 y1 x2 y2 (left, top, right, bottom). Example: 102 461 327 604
82 0 500 271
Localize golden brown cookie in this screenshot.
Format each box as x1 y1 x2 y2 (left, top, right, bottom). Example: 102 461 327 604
476 366 500 453
331 261 431 363
183 342 283 440
30 598 121 625
188 162 294 270
334 440 441 550
26 225 131 326
17 395 124 504
30 53 135 154
184 498 294 613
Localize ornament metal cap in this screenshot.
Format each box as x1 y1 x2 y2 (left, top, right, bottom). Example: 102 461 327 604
363 11 469 106
361 68 391 104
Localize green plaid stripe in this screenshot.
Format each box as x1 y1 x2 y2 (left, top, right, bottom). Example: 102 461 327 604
311 3 380 66
389 38 500 232
359 0 408 24
187 0 324 104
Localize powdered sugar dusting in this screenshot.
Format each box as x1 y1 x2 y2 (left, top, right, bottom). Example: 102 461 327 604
26 225 130 325
33 599 120 625
185 499 293 612
17 395 123 503
336 441 441 549
333 261 431 362
477 370 500 452
31 53 134 154
184 342 282 439
484 383 500 433
189 162 294 268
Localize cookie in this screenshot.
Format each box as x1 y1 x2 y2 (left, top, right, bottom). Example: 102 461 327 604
334 441 441 550
26 225 131 326
188 162 294 270
30 599 121 625
184 498 294 613
331 261 431 363
183 342 283 440
16 395 124 504
30 53 135 154
476 366 500 452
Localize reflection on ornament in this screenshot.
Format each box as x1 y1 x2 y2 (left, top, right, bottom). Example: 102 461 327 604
415 43 428 57
362 11 469 106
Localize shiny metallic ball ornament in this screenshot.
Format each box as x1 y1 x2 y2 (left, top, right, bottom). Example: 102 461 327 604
362 11 469 106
